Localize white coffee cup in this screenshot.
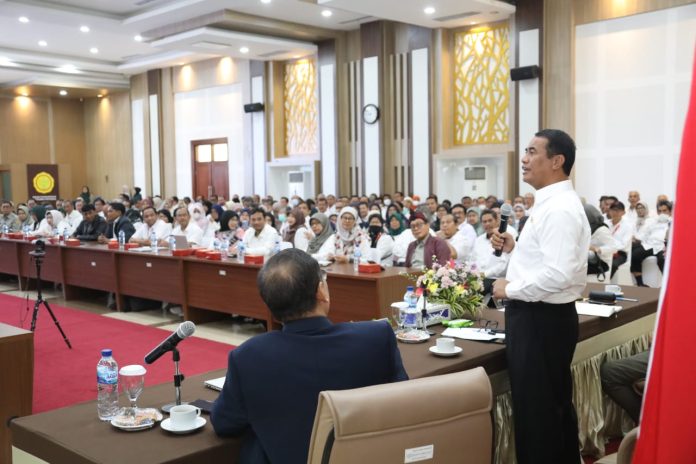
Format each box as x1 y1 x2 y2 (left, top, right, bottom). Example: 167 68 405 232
169 404 201 428
605 284 622 294
436 337 456 353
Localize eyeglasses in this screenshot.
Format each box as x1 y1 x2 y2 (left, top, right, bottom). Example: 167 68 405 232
477 319 499 334
410 222 425 230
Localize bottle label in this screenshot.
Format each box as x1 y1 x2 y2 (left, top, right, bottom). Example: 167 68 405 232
97 365 118 384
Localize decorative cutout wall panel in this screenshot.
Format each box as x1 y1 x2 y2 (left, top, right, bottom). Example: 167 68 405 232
284 59 318 155
454 24 510 145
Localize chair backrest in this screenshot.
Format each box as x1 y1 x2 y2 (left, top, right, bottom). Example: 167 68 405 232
307 367 493 464
617 426 639 464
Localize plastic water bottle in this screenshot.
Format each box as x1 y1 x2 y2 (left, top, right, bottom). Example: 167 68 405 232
273 236 281 256
2 224 7 236
237 241 245 263
52 227 59 241
169 235 177 252
402 286 419 329
150 230 158 253
96 349 119 421
64 228 70 243
353 247 362 272
213 238 221 252
118 230 125 250
23 225 30 240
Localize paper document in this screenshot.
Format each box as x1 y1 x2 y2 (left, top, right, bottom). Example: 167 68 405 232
576 302 622 317
442 327 505 342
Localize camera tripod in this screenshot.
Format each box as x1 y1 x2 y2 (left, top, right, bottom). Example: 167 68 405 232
29 250 72 349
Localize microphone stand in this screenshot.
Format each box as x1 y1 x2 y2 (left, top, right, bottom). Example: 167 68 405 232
161 347 186 413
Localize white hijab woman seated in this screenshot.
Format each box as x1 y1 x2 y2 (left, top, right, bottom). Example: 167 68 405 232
30 209 68 238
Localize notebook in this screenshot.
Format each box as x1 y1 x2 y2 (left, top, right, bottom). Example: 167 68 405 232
204 376 226 391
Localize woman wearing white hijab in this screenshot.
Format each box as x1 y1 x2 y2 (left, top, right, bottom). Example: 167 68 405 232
31 209 68 237
331 206 366 263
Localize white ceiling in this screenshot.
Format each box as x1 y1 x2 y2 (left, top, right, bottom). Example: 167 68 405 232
0 0 514 96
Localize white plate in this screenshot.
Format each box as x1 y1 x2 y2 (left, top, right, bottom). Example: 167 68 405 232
161 417 206 434
396 330 430 344
429 346 463 357
110 408 163 432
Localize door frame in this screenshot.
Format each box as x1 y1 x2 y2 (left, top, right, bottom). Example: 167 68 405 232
191 137 228 199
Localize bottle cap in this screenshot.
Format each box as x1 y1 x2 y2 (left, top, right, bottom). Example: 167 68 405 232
101 349 112 357
407 286 414 291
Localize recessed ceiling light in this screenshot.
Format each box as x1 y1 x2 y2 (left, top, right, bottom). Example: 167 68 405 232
0 57 17 67
90 47 99 54
38 40 47 47
134 35 143 42
18 16 29 23
80 25 90 33
57 64 79 74
260 0 271 3
239 46 249 54
424 6 435 15
59 90 68 96
321 9 333 17
97 94 103 98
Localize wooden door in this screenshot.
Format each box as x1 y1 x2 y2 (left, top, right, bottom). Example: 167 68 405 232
192 139 229 200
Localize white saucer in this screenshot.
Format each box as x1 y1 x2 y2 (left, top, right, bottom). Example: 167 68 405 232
161 417 206 434
429 346 463 357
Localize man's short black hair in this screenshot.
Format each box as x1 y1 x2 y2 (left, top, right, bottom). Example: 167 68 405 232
1 199 12 207
609 201 625 211
535 129 576 176
427 195 438 202
249 207 265 218
141 206 157 216
109 202 126 215
81 203 95 213
657 200 673 212
481 209 498 221
257 249 322 322
94 197 105 206
451 203 465 212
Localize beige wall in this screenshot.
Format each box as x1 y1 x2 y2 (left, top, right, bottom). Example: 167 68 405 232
0 95 87 202
83 92 133 199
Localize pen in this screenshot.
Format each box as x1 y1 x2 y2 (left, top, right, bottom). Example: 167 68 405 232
615 297 638 302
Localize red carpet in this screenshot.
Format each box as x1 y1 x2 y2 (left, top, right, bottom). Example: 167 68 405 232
0 293 235 413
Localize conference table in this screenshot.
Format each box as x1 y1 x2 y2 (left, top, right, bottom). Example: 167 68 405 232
0 238 411 329
10 285 660 464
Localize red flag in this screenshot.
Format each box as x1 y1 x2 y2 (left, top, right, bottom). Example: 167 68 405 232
632 47 696 463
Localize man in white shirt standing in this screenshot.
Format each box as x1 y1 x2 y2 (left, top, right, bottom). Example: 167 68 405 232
171 206 203 246
129 206 172 246
243 207 280 256
492 129 589 464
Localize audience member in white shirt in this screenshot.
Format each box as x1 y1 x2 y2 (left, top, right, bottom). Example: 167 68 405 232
585 204 616 282
129 206 172 246
437 213 473 262
472 209 510 292
358 212 393 266
631 200 670 286
243 208 280 256
31 209 68 237
171 206 204 246
624 190 641 225
63 200 83 235
607 201 635 278
282 209 312 252
306 213 336 261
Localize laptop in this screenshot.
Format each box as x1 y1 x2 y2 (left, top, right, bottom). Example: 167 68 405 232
204 376 226 391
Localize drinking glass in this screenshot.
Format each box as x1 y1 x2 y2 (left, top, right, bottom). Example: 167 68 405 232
119 365 146 416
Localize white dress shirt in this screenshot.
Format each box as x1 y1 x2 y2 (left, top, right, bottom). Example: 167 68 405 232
293 226 312 252
634 218 668 253
243 223 280 255
172 221 203 245
358 233 394 266
65 210 83 234
444 230 474 262
457 222 478 245
472 233 510 279
505 180 590 304
131 219 172 242
591 226 616 270
608 218 634 253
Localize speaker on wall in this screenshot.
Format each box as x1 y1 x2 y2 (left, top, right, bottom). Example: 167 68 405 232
510 65 540 81
243 102 265 113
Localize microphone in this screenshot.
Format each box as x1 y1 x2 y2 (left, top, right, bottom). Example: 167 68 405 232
144 321 196 364
494 204 513 257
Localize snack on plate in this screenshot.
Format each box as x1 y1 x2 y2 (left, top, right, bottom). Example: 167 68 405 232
112 408 163 427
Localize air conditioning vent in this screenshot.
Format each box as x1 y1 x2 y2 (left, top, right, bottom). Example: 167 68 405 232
433 11 480 22
257 50 289 58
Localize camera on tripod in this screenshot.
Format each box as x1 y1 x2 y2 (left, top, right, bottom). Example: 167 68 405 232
29 239 46 258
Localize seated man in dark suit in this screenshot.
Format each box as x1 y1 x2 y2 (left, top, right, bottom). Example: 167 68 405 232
405 211 452 268
72 203 107 241
98 202 136 244
211 249 408 464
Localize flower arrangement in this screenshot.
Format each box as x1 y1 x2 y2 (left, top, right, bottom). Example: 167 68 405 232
411 259 486 320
